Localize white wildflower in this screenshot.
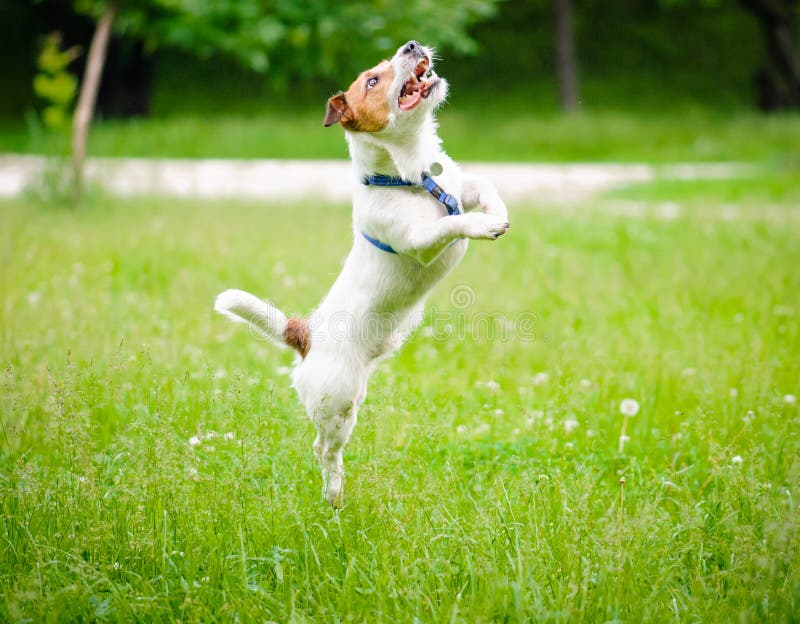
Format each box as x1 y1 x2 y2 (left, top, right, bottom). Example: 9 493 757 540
493 409 505 417
27 291 42 306
224 431 236 440
564 418 579 434
784 394 796 405
731 455 743 465
214 368 227 379
579 379 592 389
475 422 491 435
564 442 574 450
485 380 500 392
729 388 738 397
533 372 549 386
189 435 202 447
619 398 640 417
456 425 468 435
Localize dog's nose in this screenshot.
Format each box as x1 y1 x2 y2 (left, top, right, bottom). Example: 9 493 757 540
402 40 420 55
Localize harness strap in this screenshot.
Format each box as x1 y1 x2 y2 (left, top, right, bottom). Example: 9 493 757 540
361 231 397 254
361 170 460 253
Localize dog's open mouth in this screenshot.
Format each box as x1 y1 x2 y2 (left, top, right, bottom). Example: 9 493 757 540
398 58 438 111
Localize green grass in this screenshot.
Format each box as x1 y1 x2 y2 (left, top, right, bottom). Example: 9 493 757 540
3 106 800 163
604 169 800 205
1 190 799 622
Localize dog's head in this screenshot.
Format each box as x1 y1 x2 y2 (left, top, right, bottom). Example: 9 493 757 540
323 41 447 134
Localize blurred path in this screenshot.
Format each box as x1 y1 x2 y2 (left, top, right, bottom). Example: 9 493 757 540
0 155 755 202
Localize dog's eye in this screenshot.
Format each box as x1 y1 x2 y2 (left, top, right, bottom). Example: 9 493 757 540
367 77 378 89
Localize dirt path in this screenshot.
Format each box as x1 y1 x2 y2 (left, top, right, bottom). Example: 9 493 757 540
0 155 755 202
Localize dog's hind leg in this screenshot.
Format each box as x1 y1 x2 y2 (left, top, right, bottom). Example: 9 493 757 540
311 400 358 508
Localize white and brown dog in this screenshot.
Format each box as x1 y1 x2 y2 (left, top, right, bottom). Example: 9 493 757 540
215 41 509 507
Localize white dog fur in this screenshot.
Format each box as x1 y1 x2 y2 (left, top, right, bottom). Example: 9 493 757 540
215 41 508 507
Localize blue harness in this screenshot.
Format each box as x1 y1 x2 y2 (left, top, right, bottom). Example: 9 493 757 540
361 172 460 254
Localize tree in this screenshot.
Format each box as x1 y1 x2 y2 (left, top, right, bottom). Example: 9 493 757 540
66 0 500 198
554 0 580 112
740 0 800 110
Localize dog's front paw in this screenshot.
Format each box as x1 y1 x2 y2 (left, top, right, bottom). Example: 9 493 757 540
460 212 510 240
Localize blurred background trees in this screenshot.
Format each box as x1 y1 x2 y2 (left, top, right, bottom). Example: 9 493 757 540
1 0 797 126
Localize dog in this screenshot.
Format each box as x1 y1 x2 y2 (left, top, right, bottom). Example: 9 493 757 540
215 41 509 507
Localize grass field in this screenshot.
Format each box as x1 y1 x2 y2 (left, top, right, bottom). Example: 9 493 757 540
1 187 799 622
4 107 800 164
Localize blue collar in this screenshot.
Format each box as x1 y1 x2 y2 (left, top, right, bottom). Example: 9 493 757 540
360 171 460 254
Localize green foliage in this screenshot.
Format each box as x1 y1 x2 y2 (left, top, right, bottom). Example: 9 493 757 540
32 33 80 134
72 0 500 90
1 191 799 620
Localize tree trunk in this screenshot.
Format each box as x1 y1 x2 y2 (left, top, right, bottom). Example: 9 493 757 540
554 0 580 112
740 0 800 110
72 2 117 200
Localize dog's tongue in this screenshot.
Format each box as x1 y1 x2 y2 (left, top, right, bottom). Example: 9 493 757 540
399 91 422 111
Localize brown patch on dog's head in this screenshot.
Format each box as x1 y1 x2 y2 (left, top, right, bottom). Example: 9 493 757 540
323 60 395 132
284 316 310 358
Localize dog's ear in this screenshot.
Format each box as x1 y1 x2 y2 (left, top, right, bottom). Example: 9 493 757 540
324 93 350 127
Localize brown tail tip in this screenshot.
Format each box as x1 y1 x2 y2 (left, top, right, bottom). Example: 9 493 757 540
284 317 310 358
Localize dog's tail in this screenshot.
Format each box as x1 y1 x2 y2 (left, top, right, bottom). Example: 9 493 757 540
214 289 310 357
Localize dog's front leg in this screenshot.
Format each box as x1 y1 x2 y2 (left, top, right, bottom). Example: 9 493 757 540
398 213 509 265
462 174 509 223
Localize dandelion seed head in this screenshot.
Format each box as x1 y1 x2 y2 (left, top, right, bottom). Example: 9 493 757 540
620 398 640 417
